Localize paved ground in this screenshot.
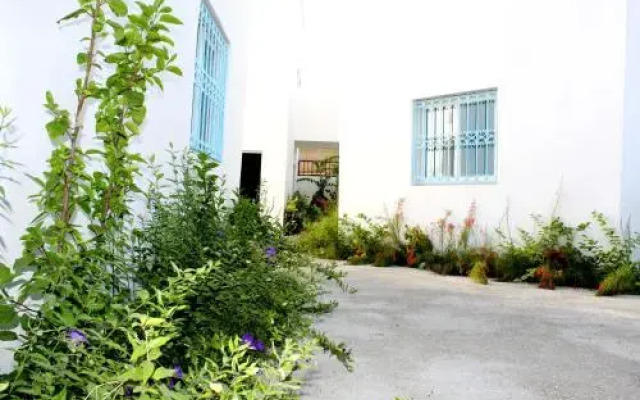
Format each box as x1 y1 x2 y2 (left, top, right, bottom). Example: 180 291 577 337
302 265 640 400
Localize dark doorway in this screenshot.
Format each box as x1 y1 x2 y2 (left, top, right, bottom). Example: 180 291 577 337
240 153 262 202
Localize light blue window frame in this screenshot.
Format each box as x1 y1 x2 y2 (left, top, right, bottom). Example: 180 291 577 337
190 1 229 161
412 88 497 185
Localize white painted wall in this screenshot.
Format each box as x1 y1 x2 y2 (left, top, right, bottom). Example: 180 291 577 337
240 0 299 219
0 0 253 263
621 0 640 233
294 0 629 232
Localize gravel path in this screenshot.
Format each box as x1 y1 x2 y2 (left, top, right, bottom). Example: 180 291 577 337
302 265 640 400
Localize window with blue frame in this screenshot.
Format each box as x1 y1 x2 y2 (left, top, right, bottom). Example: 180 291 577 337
190 1 229 161
412 89 497 184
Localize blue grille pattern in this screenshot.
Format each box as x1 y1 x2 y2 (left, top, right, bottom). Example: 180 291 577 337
412 89 497 184
190 1 229 161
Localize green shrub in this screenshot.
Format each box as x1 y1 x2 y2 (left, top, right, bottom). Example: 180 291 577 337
469 261 489 285
297 210 348 260
284 191 322 235
0 3 351 398
597 265 638 296
494 215 599 288
136 152 352 364
404 226 433 267
494 245 538 281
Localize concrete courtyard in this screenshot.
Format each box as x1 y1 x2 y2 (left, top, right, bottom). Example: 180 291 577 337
303 265 640 400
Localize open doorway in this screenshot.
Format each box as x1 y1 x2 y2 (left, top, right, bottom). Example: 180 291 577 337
284 141 339 235
239 152 262 202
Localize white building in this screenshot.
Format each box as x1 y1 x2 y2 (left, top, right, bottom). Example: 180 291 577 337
2 0 640 264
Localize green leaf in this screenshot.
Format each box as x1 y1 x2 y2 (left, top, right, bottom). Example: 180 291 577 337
131 107 147 125
125 121 140 135
46 118 69 140
151 76 164 90
57 8 86 24
13 257 32 273
139 316 165 327
105 52 127 64
138 289 150 301
141 361 155 384
159 14 183 25
51 389 67 400
76 52 88 65
45 91 55 105
0 331 17 341
148 335 172 350
0 265 13 286
57 307 77 327
130 345 146 363
96 119 110 133
126 91 144 107
0 382 8 392
108 0 129 17
0 305 18 326
152 367 174 381
166 66 182 76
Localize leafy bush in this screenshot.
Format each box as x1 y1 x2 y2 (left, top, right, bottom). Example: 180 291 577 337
0 2 351 399
296 198 640 297
404 226 433 267
596 265 638 296
283 191 321 235
136 153 352 360
494 245 537 282
296 209 350 260
469 261 488 285
494 215 598 288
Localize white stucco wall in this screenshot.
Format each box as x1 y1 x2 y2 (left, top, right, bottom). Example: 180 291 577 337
0 0 252 262
621 0 640 233
295 0 628 232
240 0 299 219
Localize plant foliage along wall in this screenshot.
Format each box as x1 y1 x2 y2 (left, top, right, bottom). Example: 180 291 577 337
0 1 352 399
299 201 640 295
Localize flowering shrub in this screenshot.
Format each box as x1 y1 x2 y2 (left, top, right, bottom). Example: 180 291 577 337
0 2 352 398
298 200 639 296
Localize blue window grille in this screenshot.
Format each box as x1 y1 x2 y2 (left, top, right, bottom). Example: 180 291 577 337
190 1 229 161
412 89 497 185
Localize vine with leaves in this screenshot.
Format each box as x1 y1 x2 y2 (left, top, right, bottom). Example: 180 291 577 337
0 0 184 398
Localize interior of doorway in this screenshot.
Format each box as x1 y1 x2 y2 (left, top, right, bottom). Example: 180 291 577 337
240 152 262 202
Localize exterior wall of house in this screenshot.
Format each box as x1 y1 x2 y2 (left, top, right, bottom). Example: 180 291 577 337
0 0 255 263
240 0 300 218
621 0 640 234
296 0 628 232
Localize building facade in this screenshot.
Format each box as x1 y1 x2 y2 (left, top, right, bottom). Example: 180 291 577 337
299 0 640 234
2 0 640 265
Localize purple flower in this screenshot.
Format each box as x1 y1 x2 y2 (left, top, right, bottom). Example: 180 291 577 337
68 329 88 345
174 364 184 380
253 339 266 352
241 333 266 352
167 364 184 390
265 247 277 259
241 333 255 346
124 386 134 397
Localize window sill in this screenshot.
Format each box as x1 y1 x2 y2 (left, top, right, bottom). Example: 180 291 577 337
412 177 497 186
